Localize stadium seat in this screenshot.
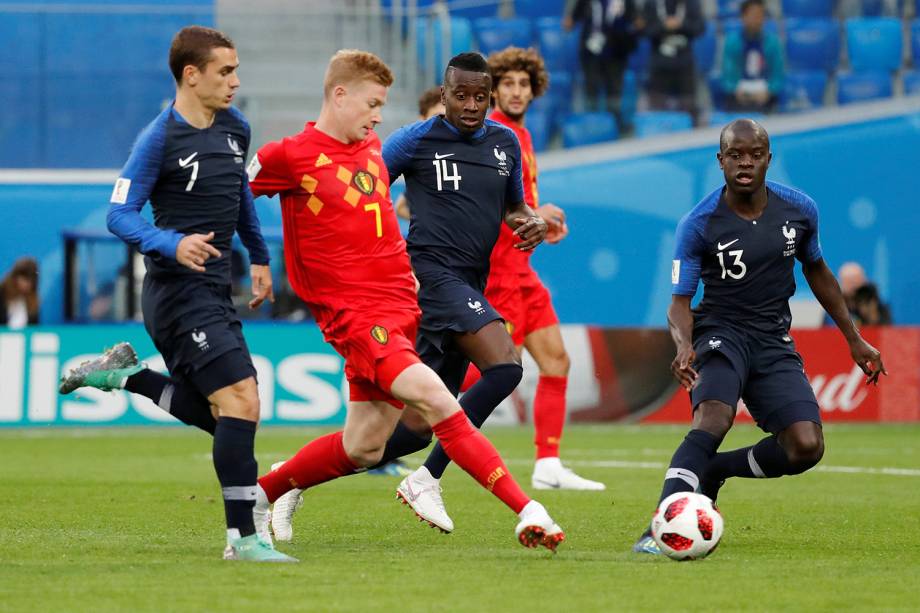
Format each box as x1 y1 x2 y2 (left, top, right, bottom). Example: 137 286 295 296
0 13 41 75
785 19 841 72
836 71 893 104
782 0 834 18
911 20 920 67
536 17 581 72
781 70 828 110
525 109 554 152
718 0 745 19
694 22 718 75
0 76 42 167
708 73 728 110
708 111 766 126
904 70 920 94
627 38 651 74
515 0 567 19
845 18 903 73
633 111 693 137
547 70 574 115
416 17 474 80
473 17 533 56
860 0 902 16
561 112 618 147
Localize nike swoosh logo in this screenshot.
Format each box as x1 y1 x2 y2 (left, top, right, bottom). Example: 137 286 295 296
717 239 739 250
178 152 198 166
434 152 455 159
532 478 560 489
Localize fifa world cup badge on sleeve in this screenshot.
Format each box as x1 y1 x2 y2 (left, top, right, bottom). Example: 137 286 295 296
111 177 131 204
246 155 262 182
672 260 681 284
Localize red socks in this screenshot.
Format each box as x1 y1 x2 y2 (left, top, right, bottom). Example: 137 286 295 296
432 411 530 514
257 431 358 503
534 375 567 459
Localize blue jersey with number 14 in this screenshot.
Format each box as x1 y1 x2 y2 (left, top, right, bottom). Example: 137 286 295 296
671 181 822 334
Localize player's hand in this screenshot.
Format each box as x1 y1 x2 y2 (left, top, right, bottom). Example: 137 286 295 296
671 344 698 391
849 337 887 386
536 203 569 244
511 215 547 251
249 264 275 310
176 232 221 273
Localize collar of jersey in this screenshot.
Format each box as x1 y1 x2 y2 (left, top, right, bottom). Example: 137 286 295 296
439 116 487 140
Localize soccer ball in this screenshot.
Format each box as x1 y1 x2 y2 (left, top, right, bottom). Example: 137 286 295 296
651 492 724 560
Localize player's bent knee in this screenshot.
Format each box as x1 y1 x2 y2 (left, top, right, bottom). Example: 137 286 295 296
538 349 570 378
786 431 825 471
693 401 734 438
484 362 523 398
343 441 386 468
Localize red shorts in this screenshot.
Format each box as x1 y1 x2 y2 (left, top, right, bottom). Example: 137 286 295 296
323 308 421 409
485 268 559 346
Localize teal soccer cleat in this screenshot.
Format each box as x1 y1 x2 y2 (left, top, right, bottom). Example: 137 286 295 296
58 342 143 394
632 532 662 555
223 534 299 563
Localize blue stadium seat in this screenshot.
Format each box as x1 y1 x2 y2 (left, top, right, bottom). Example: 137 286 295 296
633 111 693 137
845 18 903 73
904 70 920 94
627 38 651 74
708 73 728 110
0 14 42 75
694 22 718 75
781 70 828 110
837 71 893 104
718 0 745 19
782 0 834 17
473 17 533 56
515 0 567 19
525 109 554 152
416 17 474 80
0 76 42 167
536 17 580 71
785 19 841 72
561 112 618 147
860 0 902 15
547 70 574 114
45 73 173 167
911 20 920 67
709 111 766 126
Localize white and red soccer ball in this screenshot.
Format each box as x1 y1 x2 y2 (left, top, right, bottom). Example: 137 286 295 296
651 492 724 560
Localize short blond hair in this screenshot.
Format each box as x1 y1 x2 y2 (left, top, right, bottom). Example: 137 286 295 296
323 49 394 97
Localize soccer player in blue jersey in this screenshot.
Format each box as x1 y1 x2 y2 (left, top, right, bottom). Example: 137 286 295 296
58 26 294 562
633 119 886 554
374 52 547 532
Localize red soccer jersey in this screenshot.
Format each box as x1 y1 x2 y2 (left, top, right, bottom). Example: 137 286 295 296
488 109 539 275
248 123 418 327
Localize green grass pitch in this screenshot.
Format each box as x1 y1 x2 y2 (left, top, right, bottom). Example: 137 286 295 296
1 424 918 612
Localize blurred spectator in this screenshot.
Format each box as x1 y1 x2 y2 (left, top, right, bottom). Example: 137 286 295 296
564 0 644 132
853 284 892 325
643 0 705 123
838 261 867 317
720 0 784 113
0 257 40 329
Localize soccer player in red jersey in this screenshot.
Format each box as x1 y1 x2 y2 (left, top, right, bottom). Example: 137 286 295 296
246 50 564 551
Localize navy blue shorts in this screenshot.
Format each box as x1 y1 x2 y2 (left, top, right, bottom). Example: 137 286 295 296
414 265 502 395
142 276 256 397
690 322 820 434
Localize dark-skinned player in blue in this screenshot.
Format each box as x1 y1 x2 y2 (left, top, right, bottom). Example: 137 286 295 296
57 26 295 562
378 52 547 533
633 119 886 554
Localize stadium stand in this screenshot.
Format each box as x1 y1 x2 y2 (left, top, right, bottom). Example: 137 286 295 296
904 70 920 93
845 18 903 72
535 17 580 72
785 18 842 72
693 21 719 75
473 17 533 56
782 70 829 109
416 16 475 81
782 0 835 18
837 70 894 103
633 111 694 137
561 112 619 147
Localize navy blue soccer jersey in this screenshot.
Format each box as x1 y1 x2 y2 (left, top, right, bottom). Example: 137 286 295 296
382 116 525 276
107 104 269 283
672 181 822 334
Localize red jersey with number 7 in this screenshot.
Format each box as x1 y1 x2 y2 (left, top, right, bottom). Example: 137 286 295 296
247 123 418 326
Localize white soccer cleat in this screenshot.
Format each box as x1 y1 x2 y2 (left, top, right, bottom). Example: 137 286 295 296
269 461 303 543
515 500 565 552
253 484 273 547
396 466 454 533
532 457 606 491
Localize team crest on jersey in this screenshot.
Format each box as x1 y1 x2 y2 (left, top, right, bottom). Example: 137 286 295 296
227 136 243 156
371 325 389 345
493 146 510 176
782 222 797 256
354 170 375 196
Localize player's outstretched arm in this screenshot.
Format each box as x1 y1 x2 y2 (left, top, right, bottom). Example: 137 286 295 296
803 258 886 385
668 295 698 390
505 201 547 251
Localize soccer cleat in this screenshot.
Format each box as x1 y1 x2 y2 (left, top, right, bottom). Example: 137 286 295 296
396 466 454 533
515 500 565 552
269 461 303 543
253 485 273 547
632 530 662 555
58 342 142 394
367 459 414 477
223 533 298 563
531 457 606 491
698 472 726 503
